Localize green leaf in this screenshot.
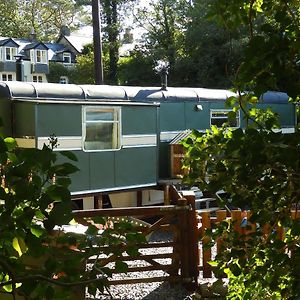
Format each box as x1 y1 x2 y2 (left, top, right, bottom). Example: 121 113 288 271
230 263 242 277
115 261 128 273
30 225 45 238
208 260 219 267
4 137 17 151
0 137 8 152
48 200 73 225
59 151 78 162
49 163 79 176
13 237 28 257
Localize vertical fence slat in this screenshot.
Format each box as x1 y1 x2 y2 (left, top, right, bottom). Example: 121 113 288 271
231 210 242 235
178 198 190 282
201 211 212 278
185 194 199 285
216 210 227 255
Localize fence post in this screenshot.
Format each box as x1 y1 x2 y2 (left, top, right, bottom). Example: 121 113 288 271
177 198 190 284
184 194 199 287
201 212 212 278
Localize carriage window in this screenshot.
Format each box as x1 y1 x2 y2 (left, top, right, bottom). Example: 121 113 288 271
83 107 121 151
210 109 239 127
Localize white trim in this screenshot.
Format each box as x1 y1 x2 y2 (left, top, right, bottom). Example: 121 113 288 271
273 127 295 134
71 182 157 196
122 134 157 147
37 136 82 150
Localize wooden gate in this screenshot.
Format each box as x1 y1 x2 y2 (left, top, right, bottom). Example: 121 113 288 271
73 197 199 288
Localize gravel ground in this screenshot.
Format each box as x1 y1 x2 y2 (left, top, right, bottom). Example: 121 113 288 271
85 230 222 300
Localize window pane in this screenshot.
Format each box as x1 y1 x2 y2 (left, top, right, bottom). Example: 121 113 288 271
211 110 239 127
86 111 114 121
84 123 114 150
83 107 120 151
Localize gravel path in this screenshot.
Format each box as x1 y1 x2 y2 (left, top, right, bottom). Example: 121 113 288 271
85 230 221 300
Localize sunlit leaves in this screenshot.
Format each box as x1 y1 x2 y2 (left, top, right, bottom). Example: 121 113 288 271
12 237 28 257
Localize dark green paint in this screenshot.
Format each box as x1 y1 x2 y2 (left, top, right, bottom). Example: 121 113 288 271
115 147 157 187
14 102 35 137
36 104 82 136
122 106 157 134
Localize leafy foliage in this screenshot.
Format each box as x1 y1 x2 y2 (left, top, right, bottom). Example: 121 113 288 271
182 0 300 298
0 0 87 41
0 134 146 299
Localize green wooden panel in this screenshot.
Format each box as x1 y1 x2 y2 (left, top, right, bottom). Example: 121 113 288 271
14 102 35 137
159 102 185 131
36 104 82 137
0 100 12 136
122 106 157 135
56 151 90 193
158 142 170 179
185 102 211 130
89 151 115 190
115 147 157 187
258 103 296 127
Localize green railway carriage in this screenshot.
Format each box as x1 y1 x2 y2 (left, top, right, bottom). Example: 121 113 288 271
0 82 296 209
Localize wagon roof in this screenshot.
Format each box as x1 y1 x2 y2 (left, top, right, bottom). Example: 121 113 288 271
0 81 289 104
0 81 236 102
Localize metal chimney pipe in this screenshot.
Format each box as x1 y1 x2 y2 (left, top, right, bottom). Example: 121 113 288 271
15 55 24 82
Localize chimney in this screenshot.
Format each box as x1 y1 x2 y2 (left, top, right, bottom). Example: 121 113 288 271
60 25 71 37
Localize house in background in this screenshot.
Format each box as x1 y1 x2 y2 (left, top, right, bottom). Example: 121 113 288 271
0 27 136 84
0 28 92 84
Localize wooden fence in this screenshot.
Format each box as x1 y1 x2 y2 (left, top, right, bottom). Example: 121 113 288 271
73 197 199 288
74 186 300 287
197 209 300 278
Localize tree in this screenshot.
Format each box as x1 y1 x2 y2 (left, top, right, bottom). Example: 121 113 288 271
99 0 137 84
180 0 246 88
182 0 300 298
0 0 87 41
135 0 189 83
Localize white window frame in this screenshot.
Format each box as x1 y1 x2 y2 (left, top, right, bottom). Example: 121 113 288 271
32 75 43 83
5 47 17 61
82 106 121 152
36 49 47 63
2 73 13 81
63 52 71 64
210 109 240 128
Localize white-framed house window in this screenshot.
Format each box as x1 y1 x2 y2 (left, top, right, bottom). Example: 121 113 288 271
5 47 17 61
2 73 13 81
82 106 121 151
30 49 47 63
63 53 71 64
32 75 43 83
210 109 240 127
36 49 47 63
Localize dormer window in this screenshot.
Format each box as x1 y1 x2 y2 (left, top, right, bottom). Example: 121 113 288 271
63 53 71 64
30 49 47 64
5 47 17 61
36 50 47 63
